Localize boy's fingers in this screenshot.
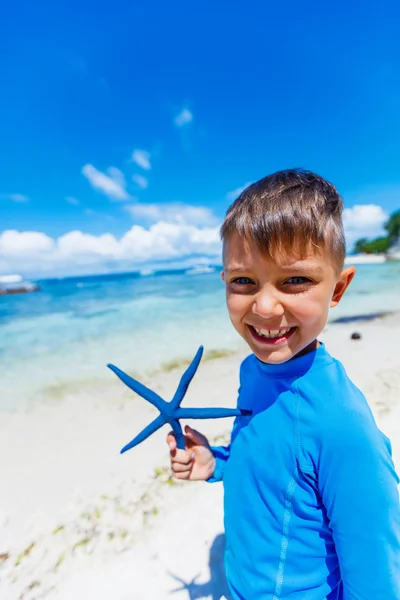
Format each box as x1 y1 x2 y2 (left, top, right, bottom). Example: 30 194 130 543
171 461 193 473
168 427 208 459
167 432 176 452
171 448 194 465
184 425 208 447
174 470 191 480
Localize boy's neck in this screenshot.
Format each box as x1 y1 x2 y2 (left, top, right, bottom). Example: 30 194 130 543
292 339 320 360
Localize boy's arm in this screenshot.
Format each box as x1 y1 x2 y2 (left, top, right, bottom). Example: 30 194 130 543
207 357 250 483
318 409 400 598
206 443 232 482
207 413 246 482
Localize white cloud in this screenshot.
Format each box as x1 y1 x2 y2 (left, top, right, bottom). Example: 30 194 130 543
82 164 129 201
126 202 217 226
0 230 54 256
226 182 252 202
106 167 126 188
0 193 29 203
0 220 221 277
343 204 388 250
174 108 193 127
58 231 120 257
119 222 220 261
126 204 163 222
132 149 151 170
132 174 149 189
343 204 388 231
65 196 80 206
3 199 389 276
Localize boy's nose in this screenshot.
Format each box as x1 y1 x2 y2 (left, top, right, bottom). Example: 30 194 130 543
252 289 284 318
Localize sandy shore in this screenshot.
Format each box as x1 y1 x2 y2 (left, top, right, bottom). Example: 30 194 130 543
1 313 399 600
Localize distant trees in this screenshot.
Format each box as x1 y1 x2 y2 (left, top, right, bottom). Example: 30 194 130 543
353 238 368 254
353 209 400 254
353 236 390 254
385 209 400 240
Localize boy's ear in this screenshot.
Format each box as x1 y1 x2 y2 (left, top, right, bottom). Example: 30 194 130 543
330 266 356 307
221 270 225 282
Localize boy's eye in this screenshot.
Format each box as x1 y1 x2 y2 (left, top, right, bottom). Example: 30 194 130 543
231 277 254 285
285 276 311 285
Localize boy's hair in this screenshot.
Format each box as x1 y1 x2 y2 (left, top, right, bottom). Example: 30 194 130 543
221 169 346 270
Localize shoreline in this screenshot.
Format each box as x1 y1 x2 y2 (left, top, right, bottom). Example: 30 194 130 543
2 309 397 415
1 311 400 599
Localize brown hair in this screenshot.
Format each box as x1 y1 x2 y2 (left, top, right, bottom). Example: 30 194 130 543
221 169 346 269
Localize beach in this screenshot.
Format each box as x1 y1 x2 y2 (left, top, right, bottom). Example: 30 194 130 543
1 268 400 599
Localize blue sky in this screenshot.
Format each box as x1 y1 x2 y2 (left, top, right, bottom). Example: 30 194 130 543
1 1 400 276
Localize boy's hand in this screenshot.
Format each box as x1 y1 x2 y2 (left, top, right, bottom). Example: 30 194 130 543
167 425 216 481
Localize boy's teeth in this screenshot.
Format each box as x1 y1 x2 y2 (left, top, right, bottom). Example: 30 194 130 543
254 327 292 338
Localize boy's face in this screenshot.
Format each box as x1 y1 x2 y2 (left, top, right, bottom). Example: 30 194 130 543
222 233 355 364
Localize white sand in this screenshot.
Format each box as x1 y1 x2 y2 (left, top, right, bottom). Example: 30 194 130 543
1 314 399 600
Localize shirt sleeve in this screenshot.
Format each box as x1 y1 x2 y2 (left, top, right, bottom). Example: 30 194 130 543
206 357 249 483
318 406 400 599
206 443 232 483
207 413 246 482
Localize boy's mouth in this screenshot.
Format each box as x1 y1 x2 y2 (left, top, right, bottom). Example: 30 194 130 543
248 325 296 345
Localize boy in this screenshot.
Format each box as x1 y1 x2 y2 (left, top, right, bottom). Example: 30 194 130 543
167 169 400 599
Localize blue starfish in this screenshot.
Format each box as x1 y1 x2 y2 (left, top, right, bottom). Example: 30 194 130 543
108 345 251 453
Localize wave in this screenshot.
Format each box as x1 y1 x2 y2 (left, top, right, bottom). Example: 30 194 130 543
186 266 216 275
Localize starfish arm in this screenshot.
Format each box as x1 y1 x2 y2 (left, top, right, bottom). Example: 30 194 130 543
120 414 166 454
170 419 185 450
107 364 165 412
170 346 204 410
176 407 249 419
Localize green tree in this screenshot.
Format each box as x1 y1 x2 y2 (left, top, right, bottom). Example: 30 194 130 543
384 210 400 242
362 237 391 254
353 238 368 253
353 208 400 253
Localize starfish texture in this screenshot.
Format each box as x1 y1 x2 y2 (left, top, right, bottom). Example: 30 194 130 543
108 345 251 453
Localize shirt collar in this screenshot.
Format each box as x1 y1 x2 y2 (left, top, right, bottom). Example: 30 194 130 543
254 342 334 378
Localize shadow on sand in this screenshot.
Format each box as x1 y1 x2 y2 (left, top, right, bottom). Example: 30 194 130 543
169 533 232 600
331 311 392 324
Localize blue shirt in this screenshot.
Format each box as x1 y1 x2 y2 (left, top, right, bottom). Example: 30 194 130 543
208 344 400 599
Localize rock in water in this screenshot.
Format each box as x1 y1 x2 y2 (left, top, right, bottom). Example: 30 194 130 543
351 332 362 340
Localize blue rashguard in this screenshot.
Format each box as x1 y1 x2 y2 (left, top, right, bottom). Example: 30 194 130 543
208 343 400 599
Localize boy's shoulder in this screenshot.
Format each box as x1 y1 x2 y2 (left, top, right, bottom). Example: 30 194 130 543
296 347 368 415
295 348 391 457
238 347 394 470
239 346 378 437
292 348 394 475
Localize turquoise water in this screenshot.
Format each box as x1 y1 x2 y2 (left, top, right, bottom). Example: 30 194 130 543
0 263 399 410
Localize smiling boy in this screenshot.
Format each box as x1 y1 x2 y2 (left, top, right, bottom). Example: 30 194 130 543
167 169 400 599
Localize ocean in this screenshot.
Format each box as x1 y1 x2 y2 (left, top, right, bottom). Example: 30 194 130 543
0 263 399 410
